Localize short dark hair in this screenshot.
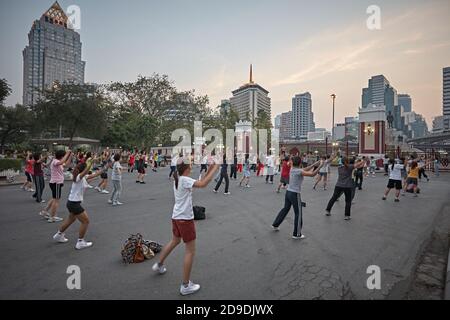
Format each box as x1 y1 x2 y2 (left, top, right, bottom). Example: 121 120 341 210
114 153 121 161
292 156 301 167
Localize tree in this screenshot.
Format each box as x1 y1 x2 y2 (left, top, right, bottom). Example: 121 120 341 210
254 110 272 130
0 104 33 153
107 75 211 147
33 83 110 146
0 79 12 106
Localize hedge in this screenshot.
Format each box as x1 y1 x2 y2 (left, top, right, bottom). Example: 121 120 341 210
0 159 22 172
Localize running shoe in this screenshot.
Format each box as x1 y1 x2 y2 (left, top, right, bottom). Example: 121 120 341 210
152 262 167 275
292 234 305 240
224 192 231 195
344 216 351 221
394 198 400 202
53 232 68 243
382 196 386 200
212 189 218 193
101 190 109 194
325 210 331 216
180 281 201 296
75 240 93 250
107 199 113 204
48 216 63 223
94 186 101 192
39 210 50 218
271 225 280 231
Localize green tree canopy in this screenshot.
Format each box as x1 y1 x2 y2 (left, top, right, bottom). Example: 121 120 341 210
33 83 110 146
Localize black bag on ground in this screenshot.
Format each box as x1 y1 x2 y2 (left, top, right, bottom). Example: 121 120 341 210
193 206 206 220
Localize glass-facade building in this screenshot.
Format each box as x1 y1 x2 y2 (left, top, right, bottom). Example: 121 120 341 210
23 2 85 106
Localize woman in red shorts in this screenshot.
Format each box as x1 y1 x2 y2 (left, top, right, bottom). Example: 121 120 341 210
152 157 219 296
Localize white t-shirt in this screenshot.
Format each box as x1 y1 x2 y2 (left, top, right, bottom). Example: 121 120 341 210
320 160 330 173
201 156 208 165
68 174 90 202
171 155 178 167
172 176 196 220
111 161 122 181
266 156 274 167
389 164 404 181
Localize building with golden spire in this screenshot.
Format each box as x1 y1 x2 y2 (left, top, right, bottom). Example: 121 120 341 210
229 65 271 122
23 1 85 106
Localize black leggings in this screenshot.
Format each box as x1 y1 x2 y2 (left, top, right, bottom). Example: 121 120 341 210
214 172 229 193
272 191 303 236
33 175 45 202
326 186 353 217
419 168 428 179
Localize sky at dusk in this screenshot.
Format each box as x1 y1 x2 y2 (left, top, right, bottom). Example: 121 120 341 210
1 0 449 130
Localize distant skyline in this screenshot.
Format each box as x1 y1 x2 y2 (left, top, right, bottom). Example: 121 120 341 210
1 0 449 130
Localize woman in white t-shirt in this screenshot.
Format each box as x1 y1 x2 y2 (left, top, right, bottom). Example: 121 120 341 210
53 160 103 250
152 157 219 296
382 158 405 202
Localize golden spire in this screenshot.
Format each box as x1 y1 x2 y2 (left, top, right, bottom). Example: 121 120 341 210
249 64 254 84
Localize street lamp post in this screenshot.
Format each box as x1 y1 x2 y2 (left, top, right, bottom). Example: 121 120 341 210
331 94 336 141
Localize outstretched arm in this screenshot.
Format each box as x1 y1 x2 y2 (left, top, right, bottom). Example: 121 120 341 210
194 164 220 188
302 161 324 177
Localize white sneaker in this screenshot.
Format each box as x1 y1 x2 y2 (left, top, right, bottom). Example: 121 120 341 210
53 232 68 243
115 201 123 205
212 189 218 193
180 281 201 296
101 190 109 194
292 234 305 240
108 199 113 204
271 225 280 231
75 239 93 250
48 216 63 223
224 192 231 195
94 187 101 192
152 262 167 274
87 184 94 189
28 188 35 192
245 185 251 188
39 210 50 219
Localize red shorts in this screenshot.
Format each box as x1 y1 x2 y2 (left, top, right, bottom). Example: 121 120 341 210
172 219 196 243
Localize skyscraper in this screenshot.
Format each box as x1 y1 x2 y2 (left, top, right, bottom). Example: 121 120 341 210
291 92 315 139
23 1 85 106
443 67 450 131
398 94 412 113
280 111 292 140
230 65 271 122
361 75 391 108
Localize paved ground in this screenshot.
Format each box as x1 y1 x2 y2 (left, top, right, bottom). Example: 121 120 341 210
0 167 449 300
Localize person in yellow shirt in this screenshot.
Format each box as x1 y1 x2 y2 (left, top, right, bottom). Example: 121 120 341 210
405 161 419 196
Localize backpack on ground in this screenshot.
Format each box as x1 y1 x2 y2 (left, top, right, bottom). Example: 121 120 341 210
121 233 145 264
193 206 206 220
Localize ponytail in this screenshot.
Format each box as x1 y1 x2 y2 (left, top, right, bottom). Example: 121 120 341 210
174 161 190 190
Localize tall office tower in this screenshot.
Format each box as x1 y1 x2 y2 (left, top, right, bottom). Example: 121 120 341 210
443 67 450 131
230 65 271 122
398 94 412 113
23 1 85 106
274 114 281 129
279 111 292 140
361 75 391 108
291 92 314 139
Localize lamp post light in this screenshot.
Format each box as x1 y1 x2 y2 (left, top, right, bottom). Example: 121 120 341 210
331 94 336 141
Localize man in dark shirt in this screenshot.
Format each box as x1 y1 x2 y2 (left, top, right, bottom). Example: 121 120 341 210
213 155 230 195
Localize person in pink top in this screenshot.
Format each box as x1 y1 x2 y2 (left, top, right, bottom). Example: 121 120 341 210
21 152 35 192
41 149 72 223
